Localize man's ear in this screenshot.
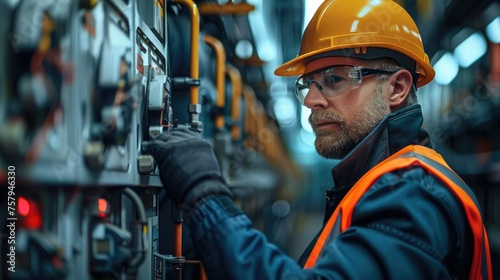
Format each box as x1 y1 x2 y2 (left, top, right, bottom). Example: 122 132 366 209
388 69 413 108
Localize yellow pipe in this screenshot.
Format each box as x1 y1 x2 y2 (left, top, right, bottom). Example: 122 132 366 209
244 103 252 137
242 85 256 137
198 2 255 15
255 103 264 145
203 35 226 129
174 0 200 105
226 65 242 140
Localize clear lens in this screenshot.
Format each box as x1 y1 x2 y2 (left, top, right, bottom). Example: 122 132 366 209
294 66 397 105
294 66 361 105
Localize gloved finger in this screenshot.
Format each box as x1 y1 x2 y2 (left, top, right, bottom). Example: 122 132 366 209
152 127 201 145
141 140 166 159
171 125 202 138
141 125 203 158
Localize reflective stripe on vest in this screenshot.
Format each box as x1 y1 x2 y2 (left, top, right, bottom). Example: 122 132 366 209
303 145 492 280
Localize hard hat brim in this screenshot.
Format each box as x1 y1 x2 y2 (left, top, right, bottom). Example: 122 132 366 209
274 44 435 88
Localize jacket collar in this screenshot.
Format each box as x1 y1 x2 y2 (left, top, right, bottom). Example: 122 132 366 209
330 104 431 192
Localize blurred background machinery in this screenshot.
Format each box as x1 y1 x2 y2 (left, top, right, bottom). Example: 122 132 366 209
0 0 499 279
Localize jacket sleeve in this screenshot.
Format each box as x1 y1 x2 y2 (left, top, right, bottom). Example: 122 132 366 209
184 195 306 280
184 167 471 280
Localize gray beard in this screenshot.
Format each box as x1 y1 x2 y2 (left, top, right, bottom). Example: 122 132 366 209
311 87 388 159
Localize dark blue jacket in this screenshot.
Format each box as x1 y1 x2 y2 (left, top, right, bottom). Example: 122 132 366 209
184 105 476 279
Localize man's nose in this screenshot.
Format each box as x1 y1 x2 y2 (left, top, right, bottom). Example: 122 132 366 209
309 80 323 93
304 80 328 108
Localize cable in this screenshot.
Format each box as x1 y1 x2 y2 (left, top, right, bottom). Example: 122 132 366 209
122 187 148 268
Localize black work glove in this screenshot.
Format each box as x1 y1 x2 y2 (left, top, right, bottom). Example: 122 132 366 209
143 125 232 207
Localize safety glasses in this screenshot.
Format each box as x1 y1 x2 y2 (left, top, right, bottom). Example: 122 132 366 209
294 66 398 105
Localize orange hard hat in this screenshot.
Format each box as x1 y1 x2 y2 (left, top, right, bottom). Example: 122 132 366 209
274 0 435 87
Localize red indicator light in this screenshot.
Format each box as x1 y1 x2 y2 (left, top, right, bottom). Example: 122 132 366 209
17 196 42 230
18 196 31 216
98 198 108 216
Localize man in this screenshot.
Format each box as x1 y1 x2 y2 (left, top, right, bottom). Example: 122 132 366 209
145 0 492 279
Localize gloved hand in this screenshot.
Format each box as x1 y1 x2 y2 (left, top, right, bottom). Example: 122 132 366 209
143 125 232 207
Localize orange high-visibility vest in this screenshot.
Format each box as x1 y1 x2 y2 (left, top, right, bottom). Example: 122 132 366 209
304 145 492 280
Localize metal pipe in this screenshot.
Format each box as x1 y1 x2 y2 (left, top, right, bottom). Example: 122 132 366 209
172 207 183 280
203 35 226 129
242 85 257 137
185 260 208 280
174 0 199 104
172 207 183 257
174 223 182 256
198 1 255 15
226 64 242 140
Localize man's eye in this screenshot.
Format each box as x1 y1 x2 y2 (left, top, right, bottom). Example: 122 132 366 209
324 74 345 85
302 77 314 88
